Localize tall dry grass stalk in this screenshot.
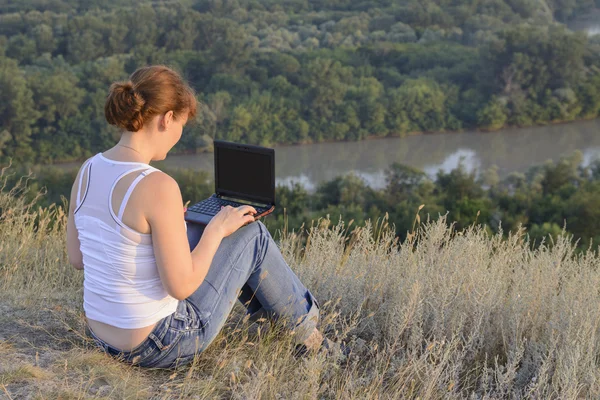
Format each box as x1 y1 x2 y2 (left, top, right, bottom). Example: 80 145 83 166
0 165 82 304
2 166 600 399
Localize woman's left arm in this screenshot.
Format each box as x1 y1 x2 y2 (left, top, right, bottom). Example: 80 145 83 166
66 169 84 270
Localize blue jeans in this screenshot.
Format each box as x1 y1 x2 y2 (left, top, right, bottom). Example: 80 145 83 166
87 220 320 369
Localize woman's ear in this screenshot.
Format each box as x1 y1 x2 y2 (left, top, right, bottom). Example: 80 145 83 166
160 110 174 130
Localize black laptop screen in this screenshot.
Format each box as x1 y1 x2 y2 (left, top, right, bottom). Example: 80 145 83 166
215 146 273 202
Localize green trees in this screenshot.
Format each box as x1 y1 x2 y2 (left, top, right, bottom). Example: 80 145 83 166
27 67 86 162
303 58 350 118
480 24 589 126
389 78 450 132
0 57 39 161
477 97 508 130
577 72 600 118
0 1 598 164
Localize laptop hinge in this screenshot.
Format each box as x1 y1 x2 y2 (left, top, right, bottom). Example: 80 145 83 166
217 194 271 208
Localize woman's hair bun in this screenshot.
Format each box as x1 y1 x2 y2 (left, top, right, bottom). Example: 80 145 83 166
104 81 147 132
104 65 198 133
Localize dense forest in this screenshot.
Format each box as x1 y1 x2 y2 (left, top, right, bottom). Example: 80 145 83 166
7 150 599 251
0 0 599 164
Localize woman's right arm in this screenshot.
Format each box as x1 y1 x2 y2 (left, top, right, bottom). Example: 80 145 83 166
145 172 256 300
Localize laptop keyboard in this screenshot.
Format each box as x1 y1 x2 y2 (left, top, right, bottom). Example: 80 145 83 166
188 198 268 216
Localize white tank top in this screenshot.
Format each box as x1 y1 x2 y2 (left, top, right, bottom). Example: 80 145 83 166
74 152 179 329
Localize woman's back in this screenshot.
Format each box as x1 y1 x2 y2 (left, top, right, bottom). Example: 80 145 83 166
74 152 178 346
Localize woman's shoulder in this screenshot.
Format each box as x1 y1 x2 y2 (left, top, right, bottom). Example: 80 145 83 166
135 171 183 215
73 155 97 185
142 169 176 186
70 155 98 211
138 170 181 198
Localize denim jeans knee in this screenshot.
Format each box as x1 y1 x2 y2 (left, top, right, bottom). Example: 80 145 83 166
223 219 263 244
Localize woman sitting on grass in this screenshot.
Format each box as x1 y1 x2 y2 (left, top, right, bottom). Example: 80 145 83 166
65 65 346 369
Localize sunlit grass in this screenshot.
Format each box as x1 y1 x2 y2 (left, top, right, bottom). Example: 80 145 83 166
2 166 600 399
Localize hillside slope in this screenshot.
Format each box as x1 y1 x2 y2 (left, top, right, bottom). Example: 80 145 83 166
1 168 600 398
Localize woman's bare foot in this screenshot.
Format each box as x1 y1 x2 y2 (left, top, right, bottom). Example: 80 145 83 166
302 327 324 352
294 329 351 363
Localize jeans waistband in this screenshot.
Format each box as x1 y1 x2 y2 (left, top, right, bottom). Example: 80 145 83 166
87 308 176 360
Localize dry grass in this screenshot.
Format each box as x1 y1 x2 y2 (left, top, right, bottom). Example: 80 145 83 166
2 168 600 399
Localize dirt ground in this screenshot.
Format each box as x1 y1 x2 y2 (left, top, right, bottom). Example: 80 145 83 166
0 297 265 399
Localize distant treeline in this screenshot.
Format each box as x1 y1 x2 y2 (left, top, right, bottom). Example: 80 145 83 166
6 151 600 250
0 0 599 164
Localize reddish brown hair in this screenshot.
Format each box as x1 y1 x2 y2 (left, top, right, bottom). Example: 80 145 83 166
104 65 197 132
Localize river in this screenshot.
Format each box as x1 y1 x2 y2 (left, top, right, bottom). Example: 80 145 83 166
154 119 600 191
569 9 600 36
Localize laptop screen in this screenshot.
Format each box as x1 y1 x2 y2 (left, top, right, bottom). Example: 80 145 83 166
215 143 274 204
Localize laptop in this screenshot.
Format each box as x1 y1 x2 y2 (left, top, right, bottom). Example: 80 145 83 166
184 140 276 226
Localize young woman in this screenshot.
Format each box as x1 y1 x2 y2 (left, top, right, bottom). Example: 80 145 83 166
66 65 341 369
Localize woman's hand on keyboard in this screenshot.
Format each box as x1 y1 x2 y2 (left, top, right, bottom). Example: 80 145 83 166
206 205 257 238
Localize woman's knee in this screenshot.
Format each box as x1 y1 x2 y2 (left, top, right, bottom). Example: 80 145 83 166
245 220 270 237
227 219 265 243
255 220 269 236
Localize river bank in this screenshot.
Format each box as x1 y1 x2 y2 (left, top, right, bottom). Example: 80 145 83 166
47 116 600 170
